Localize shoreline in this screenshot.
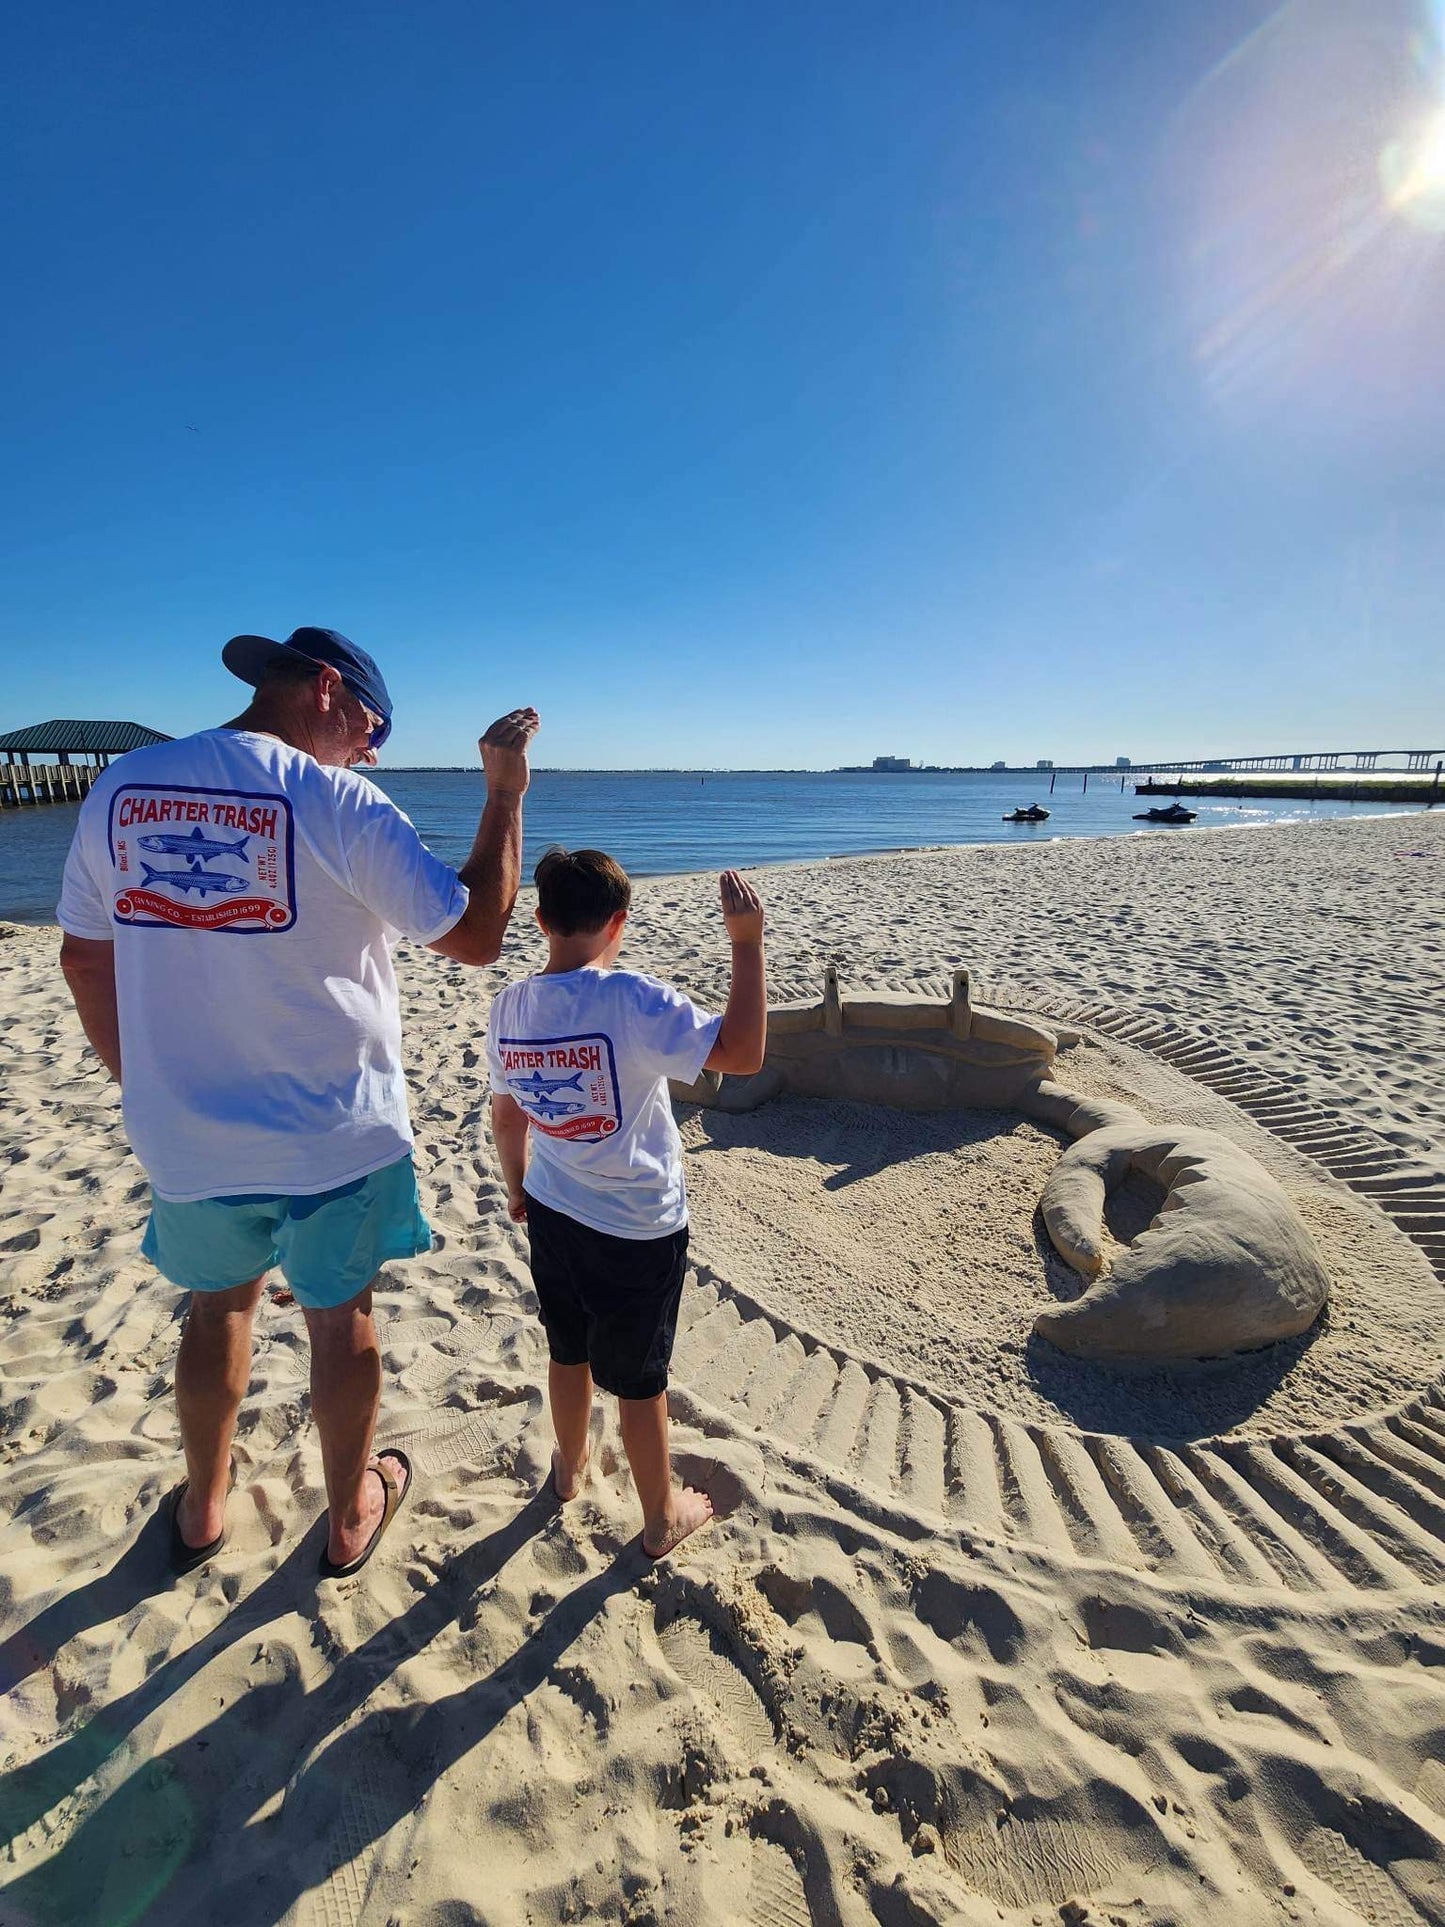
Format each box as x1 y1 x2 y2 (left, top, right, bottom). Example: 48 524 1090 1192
2 802 1432 928
615 803 1434 891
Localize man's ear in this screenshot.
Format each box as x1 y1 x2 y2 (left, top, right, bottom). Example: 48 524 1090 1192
314 665 344 715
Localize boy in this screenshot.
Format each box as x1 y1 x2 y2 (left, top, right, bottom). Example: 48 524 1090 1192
487 850 766 1557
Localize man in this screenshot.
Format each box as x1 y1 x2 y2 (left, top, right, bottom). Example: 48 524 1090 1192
57 626 539 1579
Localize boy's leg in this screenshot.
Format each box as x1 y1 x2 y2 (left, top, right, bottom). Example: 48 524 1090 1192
549 1360 593 1499
581 1217 710 1554
525 1198 596 1501
618 1393 713 1556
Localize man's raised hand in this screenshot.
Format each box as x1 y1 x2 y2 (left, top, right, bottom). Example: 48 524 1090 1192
480 708 540 798
719 869 764 945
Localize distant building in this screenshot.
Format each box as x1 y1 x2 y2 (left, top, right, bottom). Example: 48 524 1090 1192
872 755 912 772
1115 756 1131 770
1036 758 1054 771
990 760 1007 771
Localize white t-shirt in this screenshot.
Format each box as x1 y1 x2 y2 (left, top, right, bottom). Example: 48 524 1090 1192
57 728 468 1202
486 967 721 1239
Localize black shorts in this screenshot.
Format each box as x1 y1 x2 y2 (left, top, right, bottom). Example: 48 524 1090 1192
523 1193 689 1400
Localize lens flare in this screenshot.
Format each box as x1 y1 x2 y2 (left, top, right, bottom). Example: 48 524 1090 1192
1382 104 1445 227
1170 0 1445 432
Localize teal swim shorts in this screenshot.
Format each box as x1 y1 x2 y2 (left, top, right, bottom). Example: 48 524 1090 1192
141 1155 432 1309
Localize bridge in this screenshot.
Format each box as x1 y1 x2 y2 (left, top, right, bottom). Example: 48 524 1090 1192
849 747 1444 777
917 747 1444 804
1110 747 1443 776
1063 747 1441 802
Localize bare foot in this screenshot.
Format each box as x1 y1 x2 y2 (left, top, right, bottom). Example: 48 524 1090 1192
327 1451 411 1569
551 1445 589 1502
642 1484 714 1559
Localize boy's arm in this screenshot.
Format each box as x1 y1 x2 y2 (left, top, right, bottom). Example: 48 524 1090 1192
490 1092 532 1222
704 871 767 1075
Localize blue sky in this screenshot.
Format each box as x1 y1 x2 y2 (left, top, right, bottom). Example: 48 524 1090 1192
3 1 1443 768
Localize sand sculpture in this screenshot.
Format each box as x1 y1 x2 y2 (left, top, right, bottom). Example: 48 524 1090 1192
672 968 1330 1364
1033 1124 1332 1362
672 966 1064 1114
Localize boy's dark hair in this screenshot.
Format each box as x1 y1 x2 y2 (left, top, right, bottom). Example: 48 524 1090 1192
534 847 632 936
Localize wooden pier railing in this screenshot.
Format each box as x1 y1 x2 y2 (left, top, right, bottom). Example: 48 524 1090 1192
0 762 100 808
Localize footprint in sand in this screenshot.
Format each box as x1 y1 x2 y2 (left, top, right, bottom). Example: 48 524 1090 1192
1297 1826 1420 1927
382 1392 536 1480
286 1746 392 1927
1416 1759 1445 1817
940 1812 1129 1912
746 1835 813 1926
654 1602 776 1760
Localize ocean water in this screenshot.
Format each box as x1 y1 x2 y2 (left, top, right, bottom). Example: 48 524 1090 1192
0 766 1423 924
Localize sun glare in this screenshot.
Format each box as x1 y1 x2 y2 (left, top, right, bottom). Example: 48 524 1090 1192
1382 104 1445 228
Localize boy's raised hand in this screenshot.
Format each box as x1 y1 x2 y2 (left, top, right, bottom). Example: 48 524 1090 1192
719 870 764 945
480 707 540 797
706 871 768 1076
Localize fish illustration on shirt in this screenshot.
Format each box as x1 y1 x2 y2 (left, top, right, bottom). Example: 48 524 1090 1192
139 861 251 898
137 826 251 861
520 1090 587 1121
514 1070 587 1102
512 1070 588 1121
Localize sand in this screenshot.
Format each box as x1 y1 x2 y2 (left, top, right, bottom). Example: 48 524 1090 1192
3 809 1445 1926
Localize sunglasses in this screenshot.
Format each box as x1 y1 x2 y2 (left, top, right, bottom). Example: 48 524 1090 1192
343 682 391 750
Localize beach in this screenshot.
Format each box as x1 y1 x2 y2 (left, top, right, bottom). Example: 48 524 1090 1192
4 808 1445 1925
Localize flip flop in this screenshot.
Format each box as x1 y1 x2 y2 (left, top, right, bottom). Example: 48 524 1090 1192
318 1449 413 1580
168 1457 237 1576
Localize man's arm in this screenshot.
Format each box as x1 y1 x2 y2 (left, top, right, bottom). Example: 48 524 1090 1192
428 708 540 967
704 871 767 1075
490 1093 531 1222
59 935 122 1081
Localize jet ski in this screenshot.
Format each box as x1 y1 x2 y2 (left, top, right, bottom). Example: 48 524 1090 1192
1003 804 1051 822
1133 802 1197 824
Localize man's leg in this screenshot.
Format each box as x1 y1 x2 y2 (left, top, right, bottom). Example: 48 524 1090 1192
304 1285 410 1568
548 1360 593 1499
174 1276 265 1549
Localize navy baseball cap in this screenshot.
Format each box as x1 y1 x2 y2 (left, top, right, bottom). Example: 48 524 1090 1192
222 626 393 749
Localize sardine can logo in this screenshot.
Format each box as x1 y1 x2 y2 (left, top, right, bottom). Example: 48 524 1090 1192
499 1034 622 1142
107 784 297 933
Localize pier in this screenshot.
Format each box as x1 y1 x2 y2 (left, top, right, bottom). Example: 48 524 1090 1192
0 721 172 808
1136 774 1440 805
1 761 100 808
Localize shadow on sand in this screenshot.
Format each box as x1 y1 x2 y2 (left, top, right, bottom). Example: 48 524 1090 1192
1 1481 652 1926
683 1092 1062 1192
